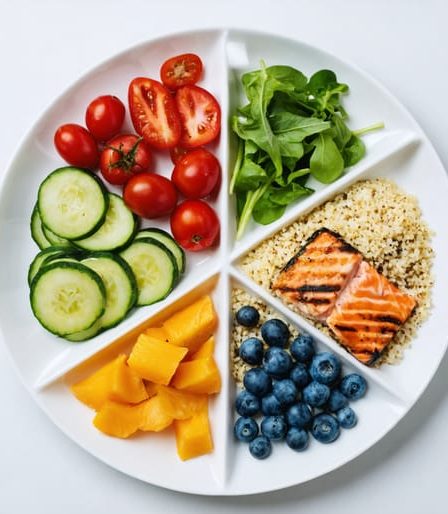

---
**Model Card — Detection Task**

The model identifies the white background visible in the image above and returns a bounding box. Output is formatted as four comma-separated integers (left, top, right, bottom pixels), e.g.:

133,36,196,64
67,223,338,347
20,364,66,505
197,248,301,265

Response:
1,0,447,512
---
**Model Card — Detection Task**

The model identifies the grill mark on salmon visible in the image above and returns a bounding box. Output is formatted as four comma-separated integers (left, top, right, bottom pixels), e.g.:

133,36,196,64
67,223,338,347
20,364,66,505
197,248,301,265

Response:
272,228,363,321
327,261,416,365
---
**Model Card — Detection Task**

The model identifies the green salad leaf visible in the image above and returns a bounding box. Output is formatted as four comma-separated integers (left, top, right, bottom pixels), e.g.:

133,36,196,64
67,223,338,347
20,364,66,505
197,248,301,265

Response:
231,61,384,239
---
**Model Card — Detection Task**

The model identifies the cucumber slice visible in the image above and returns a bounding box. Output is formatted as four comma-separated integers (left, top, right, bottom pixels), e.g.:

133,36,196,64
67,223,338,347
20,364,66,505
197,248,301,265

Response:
42,225,72,247
30,262,106,336
65,321,103,342
30,205,51,249
73,193,137,251
120,238,178,306
28,246,80,286
135,228,185,274
38,167,108,240
82,253,137,329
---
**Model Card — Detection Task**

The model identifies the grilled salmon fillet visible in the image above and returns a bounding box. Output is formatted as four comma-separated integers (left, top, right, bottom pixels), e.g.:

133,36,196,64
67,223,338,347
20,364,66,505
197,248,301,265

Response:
272,228,363,321
327,261,417,365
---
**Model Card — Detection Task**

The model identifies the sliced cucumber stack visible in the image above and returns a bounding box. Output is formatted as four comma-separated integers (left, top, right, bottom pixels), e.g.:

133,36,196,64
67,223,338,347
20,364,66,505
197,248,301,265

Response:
120,238,178,306
73,194,137,251
42,225,72,247
38,167,109,240
29,166,187,342
65,253,137,341
135,228,185,275
30,262,106,336
28,246,82,285
30,205,51,249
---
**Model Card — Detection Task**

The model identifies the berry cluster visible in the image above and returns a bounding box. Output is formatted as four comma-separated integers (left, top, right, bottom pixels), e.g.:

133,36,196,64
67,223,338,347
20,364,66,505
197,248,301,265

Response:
233,305,367,459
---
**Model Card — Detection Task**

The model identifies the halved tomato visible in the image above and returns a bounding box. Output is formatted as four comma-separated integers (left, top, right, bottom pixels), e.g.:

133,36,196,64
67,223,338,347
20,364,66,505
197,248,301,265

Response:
128,77,181,150
160,53,203,89
175,85,221,148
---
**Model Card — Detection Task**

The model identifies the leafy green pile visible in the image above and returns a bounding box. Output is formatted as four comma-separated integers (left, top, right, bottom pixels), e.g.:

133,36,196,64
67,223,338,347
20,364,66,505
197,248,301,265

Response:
230,62,383,239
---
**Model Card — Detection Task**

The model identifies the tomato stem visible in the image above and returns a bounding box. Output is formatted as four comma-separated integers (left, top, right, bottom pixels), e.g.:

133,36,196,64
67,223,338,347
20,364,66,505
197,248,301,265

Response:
106,137,143,172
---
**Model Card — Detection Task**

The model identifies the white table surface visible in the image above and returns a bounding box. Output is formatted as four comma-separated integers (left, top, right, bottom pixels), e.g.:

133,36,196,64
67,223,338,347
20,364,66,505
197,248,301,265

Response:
1,0,447,512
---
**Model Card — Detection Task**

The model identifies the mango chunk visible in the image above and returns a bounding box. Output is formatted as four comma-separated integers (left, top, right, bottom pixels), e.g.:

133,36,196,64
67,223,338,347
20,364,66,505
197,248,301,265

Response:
144,381,159,398
157,385,207,420
188,336,215,360
139,395,173,432
144,326,170,342
128,334,188,385
174,402,213,461
71,355,148,410
171,356,221,394
93,400,144,438
162,295,217,351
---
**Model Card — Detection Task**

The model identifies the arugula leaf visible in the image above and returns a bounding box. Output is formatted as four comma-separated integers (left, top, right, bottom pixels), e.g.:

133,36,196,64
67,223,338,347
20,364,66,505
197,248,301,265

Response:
342,135,366,167
234,159,268,192
310,133,345,183
252,182,313,224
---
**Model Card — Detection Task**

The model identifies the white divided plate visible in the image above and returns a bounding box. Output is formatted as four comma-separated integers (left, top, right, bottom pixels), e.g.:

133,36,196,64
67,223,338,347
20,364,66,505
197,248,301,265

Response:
0,29,447,496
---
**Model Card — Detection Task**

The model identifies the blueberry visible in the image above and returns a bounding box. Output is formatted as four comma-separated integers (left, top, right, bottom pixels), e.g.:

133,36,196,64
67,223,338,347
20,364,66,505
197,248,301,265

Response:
286,402,313,429
235,390,260,417
236,305,260,327
239,337,264,365
290,362,310,388
243,368,272,397
337,407,357,429
263,347,292,378
340,373,367,400
290,333,315,362
234,416,258,442
249,435,272,459
273,379,298,407
261,394,284,416
302,381,330,407
261,415,288,441
261,319,290,348
326,390,348,412
309,352,341,385
286,427,309,452
311,413,340,444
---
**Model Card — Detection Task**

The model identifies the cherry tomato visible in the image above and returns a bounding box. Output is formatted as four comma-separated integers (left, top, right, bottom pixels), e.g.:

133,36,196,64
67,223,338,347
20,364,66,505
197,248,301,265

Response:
169,145,192,164
170,200,220,251
160,53,203,89
172,148,221,199
175,85,221,148
100,134,152,186
85,95,125,141
123,173,177,218
54,123,99,168
128,77,181,150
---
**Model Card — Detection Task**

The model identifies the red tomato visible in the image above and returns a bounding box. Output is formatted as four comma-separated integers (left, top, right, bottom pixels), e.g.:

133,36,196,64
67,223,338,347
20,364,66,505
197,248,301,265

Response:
175,85,221,148
172,148,221,199
85,95,125,141
123,173,177,218
169,145,191,164
128,77,181,150
160,53,203,89
100,134,152,186
170,200,220,251
54,123,99,168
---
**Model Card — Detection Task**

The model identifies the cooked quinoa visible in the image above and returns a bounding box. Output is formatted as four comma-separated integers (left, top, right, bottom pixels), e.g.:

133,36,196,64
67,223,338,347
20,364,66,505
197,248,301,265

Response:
238,178,434,368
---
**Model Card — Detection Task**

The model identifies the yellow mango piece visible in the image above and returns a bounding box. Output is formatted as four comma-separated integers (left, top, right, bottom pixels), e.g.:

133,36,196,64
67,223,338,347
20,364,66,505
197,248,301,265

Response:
71,355,148,410
188,336,215,360
128,334,188,385
171,356,221,394
144,326,170,342
139,395,173,432
157,385,207,420
174,402,213,461
93,400,144,438
163,295,217,352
